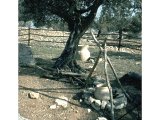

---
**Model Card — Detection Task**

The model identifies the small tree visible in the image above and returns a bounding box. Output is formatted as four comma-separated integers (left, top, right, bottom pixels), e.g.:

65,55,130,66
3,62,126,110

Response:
97,0,141,49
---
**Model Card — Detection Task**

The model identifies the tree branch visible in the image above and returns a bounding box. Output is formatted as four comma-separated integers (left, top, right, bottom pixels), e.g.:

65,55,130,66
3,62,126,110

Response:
88,30,115,120
104,40,115,120
86,30,103,84
106,56,132,102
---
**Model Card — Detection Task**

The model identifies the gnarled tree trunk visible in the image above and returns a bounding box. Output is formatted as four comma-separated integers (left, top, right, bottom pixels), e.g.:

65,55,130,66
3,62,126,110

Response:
20,0,104,73
53,0,103,73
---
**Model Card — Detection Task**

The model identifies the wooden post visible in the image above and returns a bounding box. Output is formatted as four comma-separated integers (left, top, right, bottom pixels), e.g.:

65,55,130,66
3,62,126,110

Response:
118,29,122,51
28,27,31,46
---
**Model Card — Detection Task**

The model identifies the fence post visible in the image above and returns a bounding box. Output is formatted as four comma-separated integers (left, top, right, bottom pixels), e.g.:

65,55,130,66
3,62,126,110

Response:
28,27,31,46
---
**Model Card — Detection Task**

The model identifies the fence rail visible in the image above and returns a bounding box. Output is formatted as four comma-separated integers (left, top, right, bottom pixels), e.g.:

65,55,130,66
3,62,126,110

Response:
18,27,141,50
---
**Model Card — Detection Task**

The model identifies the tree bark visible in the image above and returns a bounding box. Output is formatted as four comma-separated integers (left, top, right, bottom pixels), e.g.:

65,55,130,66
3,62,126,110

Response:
53,22,86,72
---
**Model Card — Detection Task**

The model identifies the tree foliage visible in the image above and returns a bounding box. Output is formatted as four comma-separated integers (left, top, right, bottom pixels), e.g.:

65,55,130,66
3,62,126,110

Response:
97,0,142,35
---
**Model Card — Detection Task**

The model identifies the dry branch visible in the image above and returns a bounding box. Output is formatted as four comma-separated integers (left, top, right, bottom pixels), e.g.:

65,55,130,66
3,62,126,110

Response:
106,58,132,102
86,30,103,84
89,30,132,101
104,41,115,120
88,30,115,120
57,71,87,77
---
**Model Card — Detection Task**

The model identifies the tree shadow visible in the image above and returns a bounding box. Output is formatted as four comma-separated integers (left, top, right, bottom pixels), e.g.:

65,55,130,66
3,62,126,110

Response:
19,57,87,87
19,57,55,76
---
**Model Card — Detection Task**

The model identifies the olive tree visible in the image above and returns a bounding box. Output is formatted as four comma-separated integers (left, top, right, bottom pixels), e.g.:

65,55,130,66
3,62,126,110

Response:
19,0,105,72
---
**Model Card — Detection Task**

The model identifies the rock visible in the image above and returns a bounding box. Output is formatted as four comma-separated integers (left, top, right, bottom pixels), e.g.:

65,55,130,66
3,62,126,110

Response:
75,110,79,113
79,99,83,102
114,94,127,110
88,58,95,63
88,96,96,104
19,43,35,67
96,83,104,88
94,85,110,100
94,99,101,107
96,117,108,120
91,100,101,111
98,58,103,63
101,100,108,109
28,92,39,99
50,104,57,110
87,109,91,113
55,96,68,108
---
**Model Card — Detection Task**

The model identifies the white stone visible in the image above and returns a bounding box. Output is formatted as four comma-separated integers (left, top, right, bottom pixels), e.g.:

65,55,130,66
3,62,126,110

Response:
96,117,108,120
79,99,83,102
91,99,101,111
98,58,103,62
50,104,57,110
96,83,104,88
87,109,91,113
94,99,101,107
55,96,68,108
101,100,108,109
88,96,95,104
28,92,39,99
89,59,95,63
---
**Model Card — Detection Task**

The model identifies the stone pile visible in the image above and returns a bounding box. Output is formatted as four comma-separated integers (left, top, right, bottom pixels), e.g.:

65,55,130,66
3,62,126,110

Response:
80,76,128,111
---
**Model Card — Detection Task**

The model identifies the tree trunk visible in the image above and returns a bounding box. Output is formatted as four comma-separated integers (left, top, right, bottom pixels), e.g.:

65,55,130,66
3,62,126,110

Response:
53,0,103,73
53,23,86,73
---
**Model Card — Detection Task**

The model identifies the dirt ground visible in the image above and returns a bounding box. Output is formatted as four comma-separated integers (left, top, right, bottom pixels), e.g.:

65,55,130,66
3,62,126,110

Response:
18,37,141,120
